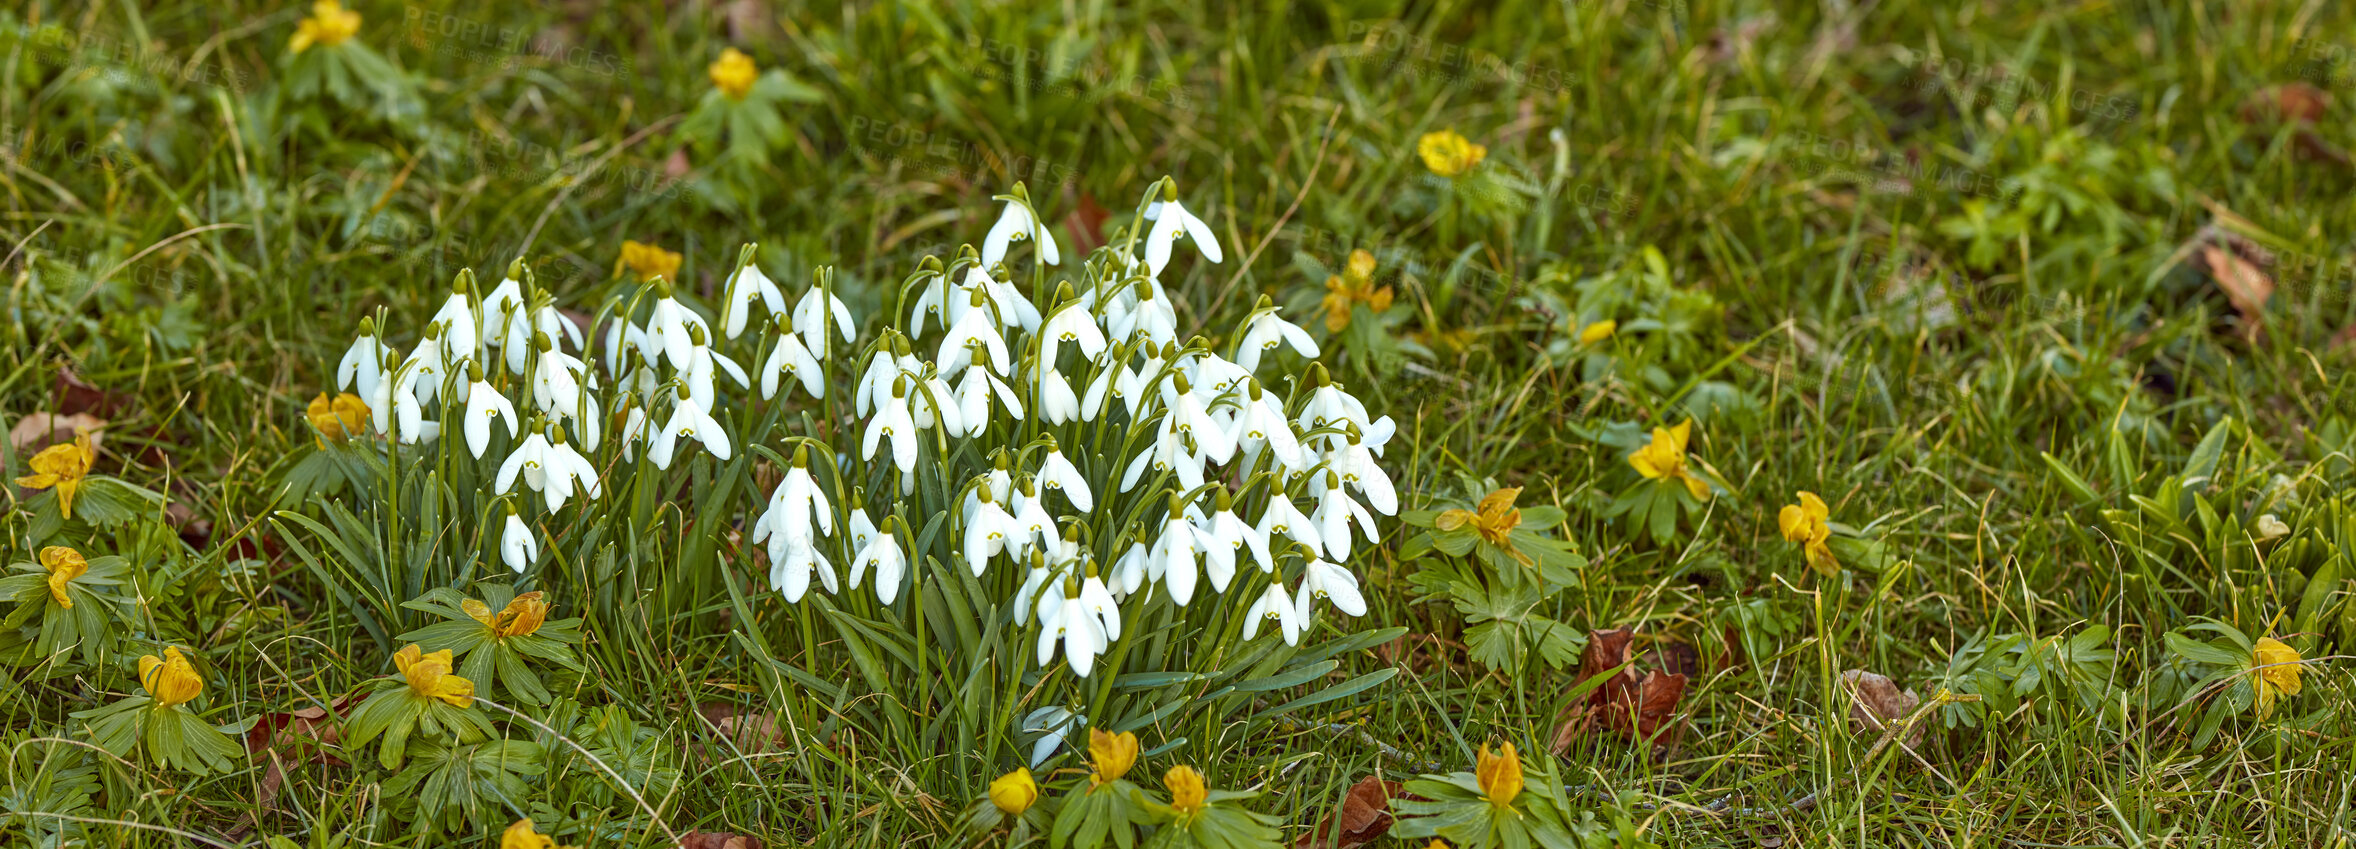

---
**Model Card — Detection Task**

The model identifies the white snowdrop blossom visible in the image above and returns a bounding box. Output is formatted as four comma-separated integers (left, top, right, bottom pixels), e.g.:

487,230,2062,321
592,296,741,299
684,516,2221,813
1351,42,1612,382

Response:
321,183,1381,693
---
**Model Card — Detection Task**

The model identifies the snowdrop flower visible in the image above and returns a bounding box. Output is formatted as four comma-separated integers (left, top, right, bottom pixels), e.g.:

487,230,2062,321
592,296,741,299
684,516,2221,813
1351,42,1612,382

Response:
1231,382,1304,470
862,378,920,475
1007,479,1056,561
1330,430,1399,515
1241,582,1302,645
401,324,452,406
461,364,519,460
604,316,654,380
759,321,826,401
849,518,906,604
845,492,878,554
1037,363,1082,425
1039,299,1106,366
497,426,601,513
646,283,698,369
939,290,1012,377
755,452,835,545
720,252,785,340
1296,556,1366,620
617,398,650,462
680,328,751,410
961,488,1020,576
1150,497,1203,605
1120,416,1207,492
1298,373,1373,436
1036,440,1093,511
430,278,479,364
982,185,1060,268
480,272,531,373
1256,491,1324,555
954,365,1025,436
1021,706,1083,768
772,540,837,604
1079,571,1120,641
1142,184,1223,278
382,365,441,445
649,389,731,469
1109,533,1150,596
532,301,584,352
337,318,395,401
792,283,856,358
529,334,590,415
1162,375,1236,464
1310,472,1379,561
1111,282,1178,349
1013,557,1052,626
1200,490,1272,577
500,508,537,574
1234,305,1320,372
1037,585,1104,678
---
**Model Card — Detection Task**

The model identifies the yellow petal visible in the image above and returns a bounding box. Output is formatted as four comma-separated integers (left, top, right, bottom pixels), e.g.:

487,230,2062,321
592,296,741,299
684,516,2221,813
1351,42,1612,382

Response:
1680,471,1711,501
1798,491,1829,523
1433,509,1474,531
1164,765,1207,813
1475,742,1523,807
1088,729,1138,786
988,768,1038,814
1666,419,1692,454
1778,504,1812,543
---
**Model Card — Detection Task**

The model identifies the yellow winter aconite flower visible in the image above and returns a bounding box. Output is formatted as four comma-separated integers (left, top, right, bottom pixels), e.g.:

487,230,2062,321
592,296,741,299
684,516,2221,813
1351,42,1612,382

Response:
1320,249,1393,332
1578,319,1617,344
1475,742,1524,808
618,240,684,283
1417,129,1487,177
1165,765,1208,814
40,546,87,609
465,592,550,638
289,0,362,53
709,47,759,99
1088,728,1139,786
306,392,371,444
1436,487,1523,547
1629,419,1710,500
1777,491,1839,576
988,767,1038,814
16,433,96,520
501,818,576,849
2253,637,2303,719
139,647,204,709
394,643,475,707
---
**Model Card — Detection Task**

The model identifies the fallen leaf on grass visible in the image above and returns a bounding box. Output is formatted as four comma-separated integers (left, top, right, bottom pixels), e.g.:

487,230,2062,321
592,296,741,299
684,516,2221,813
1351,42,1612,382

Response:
696,701,787,761
2236,83,2351,166
678,831,763,849
1550,627,1690,757
55,367,128,418
1294,775,1400,849
1063,191,1111,257
232,696,356,836
1839,669,1925,748
2199,244,2274,324
8,411,105,454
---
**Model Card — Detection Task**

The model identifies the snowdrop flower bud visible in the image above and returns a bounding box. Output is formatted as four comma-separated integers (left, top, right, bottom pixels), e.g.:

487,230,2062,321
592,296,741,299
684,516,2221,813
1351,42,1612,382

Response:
461,361,519,459
500,506,537,574
792,280,856,359
431,273,479,364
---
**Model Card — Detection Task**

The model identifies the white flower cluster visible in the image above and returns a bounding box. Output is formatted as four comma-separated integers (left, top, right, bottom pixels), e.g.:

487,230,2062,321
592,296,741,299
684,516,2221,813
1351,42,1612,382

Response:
328,180,1392,682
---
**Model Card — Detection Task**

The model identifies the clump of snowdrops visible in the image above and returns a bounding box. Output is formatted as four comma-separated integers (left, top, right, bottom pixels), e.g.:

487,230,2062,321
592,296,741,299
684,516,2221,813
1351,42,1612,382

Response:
295,178,1400,771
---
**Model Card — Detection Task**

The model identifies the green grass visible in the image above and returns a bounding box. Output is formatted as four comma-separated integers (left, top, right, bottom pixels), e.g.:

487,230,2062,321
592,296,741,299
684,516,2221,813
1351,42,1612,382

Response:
5,0,2356,846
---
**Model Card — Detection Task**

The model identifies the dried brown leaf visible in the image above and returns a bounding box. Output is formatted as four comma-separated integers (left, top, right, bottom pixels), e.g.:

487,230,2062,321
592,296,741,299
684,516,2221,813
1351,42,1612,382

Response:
1295,776,1400,849
8,411,105,454
1552,628,1689,757
678,831,763,849
1839,669,1924,747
